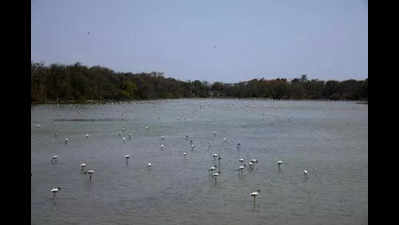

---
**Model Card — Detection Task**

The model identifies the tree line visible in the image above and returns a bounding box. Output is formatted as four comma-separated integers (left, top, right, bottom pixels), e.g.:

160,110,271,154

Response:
31,62,368,104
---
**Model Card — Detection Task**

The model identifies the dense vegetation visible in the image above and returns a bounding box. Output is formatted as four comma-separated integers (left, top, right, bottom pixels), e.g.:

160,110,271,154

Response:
31,62,368,103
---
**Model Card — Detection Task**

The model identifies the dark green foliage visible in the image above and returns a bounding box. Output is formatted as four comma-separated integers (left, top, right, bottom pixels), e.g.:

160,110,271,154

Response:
31,62,368,103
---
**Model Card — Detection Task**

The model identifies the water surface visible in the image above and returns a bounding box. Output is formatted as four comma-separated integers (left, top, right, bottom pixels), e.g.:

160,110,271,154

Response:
31,99,368,225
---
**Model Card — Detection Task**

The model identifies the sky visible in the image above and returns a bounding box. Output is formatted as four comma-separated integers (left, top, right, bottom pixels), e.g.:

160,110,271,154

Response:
31,0,368,83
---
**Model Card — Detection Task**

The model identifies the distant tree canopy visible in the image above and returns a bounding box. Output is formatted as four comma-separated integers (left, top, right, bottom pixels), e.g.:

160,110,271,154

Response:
31,62,368,103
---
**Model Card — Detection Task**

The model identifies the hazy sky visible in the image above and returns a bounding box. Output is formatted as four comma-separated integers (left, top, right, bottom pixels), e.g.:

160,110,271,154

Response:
31,0,368,83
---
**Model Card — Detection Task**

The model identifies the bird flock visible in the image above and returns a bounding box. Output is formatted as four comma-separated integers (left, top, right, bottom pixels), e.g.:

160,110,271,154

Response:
33,101,312,208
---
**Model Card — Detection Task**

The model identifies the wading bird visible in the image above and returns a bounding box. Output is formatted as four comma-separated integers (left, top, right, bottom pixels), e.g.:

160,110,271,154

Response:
87,169,95,182
50,187,61,199
124,154,130,164
212,172,219,183
80,163,87,171
51,155,58,163
212,153,218,160
250,189,261,206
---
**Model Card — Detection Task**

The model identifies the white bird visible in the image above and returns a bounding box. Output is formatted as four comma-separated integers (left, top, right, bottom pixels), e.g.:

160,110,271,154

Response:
250,189,261,205
145,126,149,129
239,158,244,163
223,137,227,142
304,169,309,175
212,172,219,184
124,154,130,159
51,155,58,164
183,152,187,156
239,165,245,172
209,166,216,172
248,161,254,169
250,159,258,164
160,144,165,150
80,163,87,171
277,160,284,169
191,144,195,150
50,187,61,198
64,138,69,144
147,162,152,168
212,153,218,159
122,137,126,143
87,169,95,182
250,189,260,197
85,134,89,138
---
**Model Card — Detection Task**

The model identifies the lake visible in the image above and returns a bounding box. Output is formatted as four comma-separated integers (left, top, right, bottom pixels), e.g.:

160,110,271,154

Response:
31,99,368,225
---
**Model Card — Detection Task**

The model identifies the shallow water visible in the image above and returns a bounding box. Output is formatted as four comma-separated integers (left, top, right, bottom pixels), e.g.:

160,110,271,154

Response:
31,99,368,225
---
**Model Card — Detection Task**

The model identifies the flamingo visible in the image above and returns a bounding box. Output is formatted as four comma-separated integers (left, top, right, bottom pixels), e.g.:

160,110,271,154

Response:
209,166,216,172
124,154,130,164
248,161,254,170
51,155,58,164
250,159,258,164
212,172,219,183
212,153,218,160
50,187,61,199
80,163,87,171
87,169,95,182
239,165,246,174
250,189,261,205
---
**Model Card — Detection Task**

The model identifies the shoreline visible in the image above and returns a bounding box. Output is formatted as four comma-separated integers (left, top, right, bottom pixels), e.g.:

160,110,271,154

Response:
31,98,368,105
